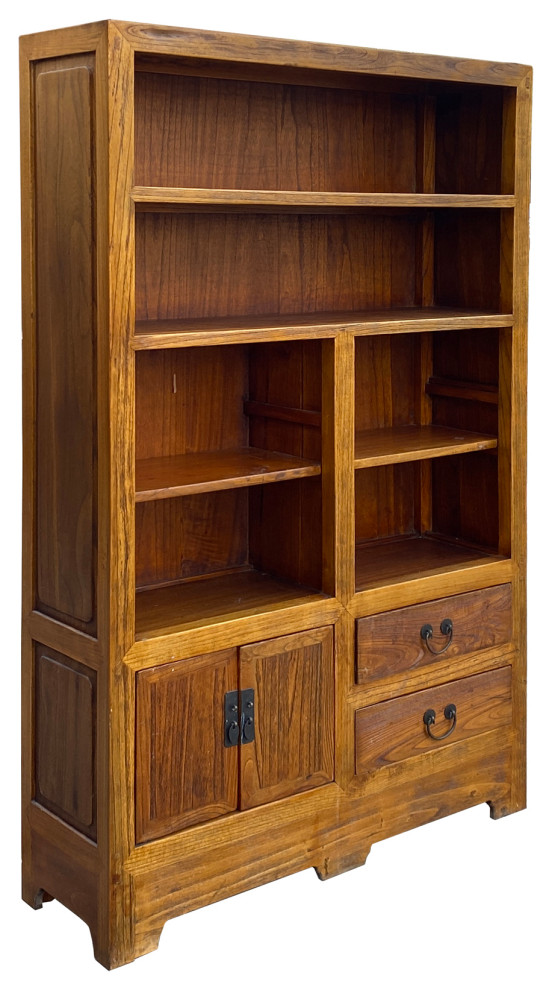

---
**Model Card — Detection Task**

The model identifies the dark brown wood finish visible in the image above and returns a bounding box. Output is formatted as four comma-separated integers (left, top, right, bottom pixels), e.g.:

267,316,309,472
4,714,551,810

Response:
435,87,505,194
135,72,418,192
135,448,320,500
35,647,96,839
34,55,97,631
133,307,513,349
135,212,419,320
432,450,499,551
20,21,530,969
135,490,248,589
356,584,512,683
355,535,502,591
434,209,504,310
239,628,334,809
355,666,512,773
136,649,239,841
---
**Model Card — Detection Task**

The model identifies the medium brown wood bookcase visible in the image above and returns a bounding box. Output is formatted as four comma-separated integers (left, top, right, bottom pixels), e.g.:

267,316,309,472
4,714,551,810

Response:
20,20,531,969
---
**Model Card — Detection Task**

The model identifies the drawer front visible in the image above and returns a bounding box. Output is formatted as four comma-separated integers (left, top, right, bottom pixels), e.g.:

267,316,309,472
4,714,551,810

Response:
356,584,512,685
355,666,512,774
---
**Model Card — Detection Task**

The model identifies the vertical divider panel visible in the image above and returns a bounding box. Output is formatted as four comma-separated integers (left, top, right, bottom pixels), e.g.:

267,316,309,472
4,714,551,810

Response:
332,334,355,603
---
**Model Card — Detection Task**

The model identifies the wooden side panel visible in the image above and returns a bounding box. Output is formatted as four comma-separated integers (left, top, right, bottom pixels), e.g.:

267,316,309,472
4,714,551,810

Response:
135,213,418,320
432,451,499,550
34,56,97,632
249,477,323,590
355,665,512,773
356,584,512,684
35,646,96,839
248,340,322,459
136,649,239,842
431,327,499,436
239,627,334,809
134,72,418,192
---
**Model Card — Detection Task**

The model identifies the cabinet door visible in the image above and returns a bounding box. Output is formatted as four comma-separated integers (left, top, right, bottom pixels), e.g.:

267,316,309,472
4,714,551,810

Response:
239,627,334,810
136,648,238,842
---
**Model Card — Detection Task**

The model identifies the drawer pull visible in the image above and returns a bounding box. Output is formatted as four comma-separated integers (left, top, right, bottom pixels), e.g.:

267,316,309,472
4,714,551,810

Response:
420,618,453,655
423,703,457,740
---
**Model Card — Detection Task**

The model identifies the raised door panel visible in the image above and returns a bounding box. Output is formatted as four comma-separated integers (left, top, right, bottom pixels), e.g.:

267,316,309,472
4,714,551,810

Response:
239,627,334,810
136,648,238,842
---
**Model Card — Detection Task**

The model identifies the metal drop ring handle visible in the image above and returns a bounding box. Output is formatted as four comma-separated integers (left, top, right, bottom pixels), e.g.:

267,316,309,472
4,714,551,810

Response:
423,703,457,740
420,618,453,656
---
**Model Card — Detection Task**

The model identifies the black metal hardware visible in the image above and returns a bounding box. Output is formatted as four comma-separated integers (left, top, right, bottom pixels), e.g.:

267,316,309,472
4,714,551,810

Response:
420,618,454,656
224,691,240,748
240,688,255,744
224,689,255,747
423,702,457,740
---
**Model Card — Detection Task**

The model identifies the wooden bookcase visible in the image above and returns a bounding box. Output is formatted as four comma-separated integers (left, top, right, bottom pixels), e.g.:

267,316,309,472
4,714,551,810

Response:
20,21,531,969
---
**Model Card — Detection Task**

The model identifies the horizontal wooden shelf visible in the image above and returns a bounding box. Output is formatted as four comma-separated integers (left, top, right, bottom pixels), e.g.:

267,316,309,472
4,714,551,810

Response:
135,569,327,640
135,447,320,500
132,186,516,211
354,425,497,469
133,307,514,349
355,534,505,592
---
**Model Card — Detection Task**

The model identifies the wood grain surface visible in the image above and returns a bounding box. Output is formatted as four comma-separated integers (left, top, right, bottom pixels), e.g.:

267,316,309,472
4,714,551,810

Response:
136,649,238,840
35,647,96,838
240,628,334,808
135,447,320,500
356,583,512,683
355,665,512,773
355,424,497,467
34,57,97,630
20,20,530,969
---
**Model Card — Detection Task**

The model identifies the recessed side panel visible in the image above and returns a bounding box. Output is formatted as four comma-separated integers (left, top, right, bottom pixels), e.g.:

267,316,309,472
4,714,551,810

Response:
34,55,97,632
34,646,96,840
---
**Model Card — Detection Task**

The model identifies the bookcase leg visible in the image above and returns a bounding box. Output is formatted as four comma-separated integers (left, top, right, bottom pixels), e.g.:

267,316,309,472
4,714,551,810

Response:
22,880,54,910
488,797,526,820
92,922,165,970
314,845,371,880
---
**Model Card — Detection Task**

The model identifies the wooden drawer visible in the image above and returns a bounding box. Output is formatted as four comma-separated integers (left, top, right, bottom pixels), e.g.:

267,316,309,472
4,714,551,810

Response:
355,666,512,775
356,584,512,685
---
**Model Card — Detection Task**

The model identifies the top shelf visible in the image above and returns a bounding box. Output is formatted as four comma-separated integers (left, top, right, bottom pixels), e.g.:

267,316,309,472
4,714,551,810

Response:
132,187,516,212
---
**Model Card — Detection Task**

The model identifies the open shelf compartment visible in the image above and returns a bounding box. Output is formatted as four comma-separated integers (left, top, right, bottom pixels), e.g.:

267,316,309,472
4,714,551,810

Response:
134,338,329,635
134,208,510,343
354,326,508,590
134,59,511,195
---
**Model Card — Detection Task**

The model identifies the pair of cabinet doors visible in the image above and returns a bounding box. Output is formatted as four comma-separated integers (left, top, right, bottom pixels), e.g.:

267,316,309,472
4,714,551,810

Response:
136,626,334,842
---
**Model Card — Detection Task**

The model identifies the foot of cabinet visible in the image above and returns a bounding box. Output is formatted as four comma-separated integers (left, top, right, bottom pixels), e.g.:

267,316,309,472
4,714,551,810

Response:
488,797,526,820
22,882,54,911
314,845,371,880
92,926,165,971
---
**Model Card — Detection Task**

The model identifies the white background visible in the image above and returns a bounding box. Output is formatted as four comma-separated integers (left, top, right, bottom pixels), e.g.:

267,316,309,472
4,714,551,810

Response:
1,2,550,986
